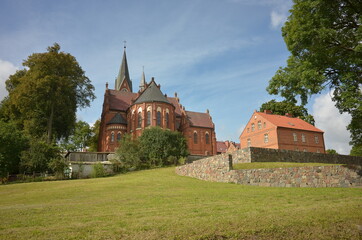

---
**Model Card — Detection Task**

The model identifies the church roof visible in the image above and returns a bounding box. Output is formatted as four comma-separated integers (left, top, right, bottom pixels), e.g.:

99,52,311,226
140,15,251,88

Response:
134,80,170,104
256,111,323,133
107,113,127,125
167,97,182,117
115,49,133,91
186,111,214,128
107,90,137,111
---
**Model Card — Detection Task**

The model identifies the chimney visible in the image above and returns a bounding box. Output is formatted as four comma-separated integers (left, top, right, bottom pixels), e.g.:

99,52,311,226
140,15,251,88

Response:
285,113,293,117
264,110,272,114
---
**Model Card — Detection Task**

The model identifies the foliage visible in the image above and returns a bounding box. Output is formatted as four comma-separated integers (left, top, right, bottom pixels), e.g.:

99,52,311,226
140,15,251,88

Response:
139,127,189,166
114,128,189,171
350,144,362,156
114,134,141,171
59,120,92,152
4,43,95,143
260,99,315,125
87,119,100,152
0,120,29,177
48,157,68,179
326,149,338,155
267,0,362,145
91,163,107,178
20,139,62,174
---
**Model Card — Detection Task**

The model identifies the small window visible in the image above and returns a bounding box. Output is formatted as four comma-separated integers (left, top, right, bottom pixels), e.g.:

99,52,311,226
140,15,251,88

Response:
247,138,251,147
147,111,151,126
263,122,266,128
193,132,198,144
295,148,299,151
111,132,115,142
137,112,142,128
315,136,319,144
117,132,121,141
251,123,255,132
264,134,269,143
258,121,262,130
317,149,320,153
205,133,210,144
157,111,162,126
302,134,306,143
293,133,297,142
303,148,307,152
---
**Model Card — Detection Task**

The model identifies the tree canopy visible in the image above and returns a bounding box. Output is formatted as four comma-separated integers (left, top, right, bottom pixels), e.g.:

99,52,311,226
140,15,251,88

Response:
267,0,361,145
4,43,95,143
259,100,315,125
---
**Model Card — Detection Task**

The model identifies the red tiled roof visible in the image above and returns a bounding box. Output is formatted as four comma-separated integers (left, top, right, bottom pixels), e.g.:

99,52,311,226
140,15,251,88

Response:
186,111,214,128
257,112,323,133
217,141,227,153
167,97,182,117
108,90,138,111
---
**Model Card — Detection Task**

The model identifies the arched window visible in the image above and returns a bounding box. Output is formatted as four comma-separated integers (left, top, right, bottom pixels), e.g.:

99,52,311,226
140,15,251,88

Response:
247,138,251,147
137,112,142,128
147,111,151,126
264,134,269,143
251,123,255,132
111,132,115,142
205,132,210,144
165,112,169,128
193,132,198,144
156,111,162,126
117,132,121,141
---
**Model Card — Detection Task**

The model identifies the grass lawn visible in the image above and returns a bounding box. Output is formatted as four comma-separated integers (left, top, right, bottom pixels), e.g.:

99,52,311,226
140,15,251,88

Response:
233,162,342,170
0,167,361,240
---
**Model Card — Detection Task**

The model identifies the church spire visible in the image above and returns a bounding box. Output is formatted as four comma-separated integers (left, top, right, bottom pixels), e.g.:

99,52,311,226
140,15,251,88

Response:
115,43,133,92
139,66,147,92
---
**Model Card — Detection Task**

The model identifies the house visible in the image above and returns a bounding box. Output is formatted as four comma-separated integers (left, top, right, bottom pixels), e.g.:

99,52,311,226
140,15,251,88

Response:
216,141,240,154
239,110,326,153
97,47,217,156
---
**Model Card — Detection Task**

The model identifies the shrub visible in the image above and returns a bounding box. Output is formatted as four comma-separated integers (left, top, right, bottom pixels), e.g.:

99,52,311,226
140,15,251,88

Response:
92,163,106,178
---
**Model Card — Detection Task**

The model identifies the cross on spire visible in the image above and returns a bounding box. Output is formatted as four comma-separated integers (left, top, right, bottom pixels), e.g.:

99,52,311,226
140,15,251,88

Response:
123,40,127,49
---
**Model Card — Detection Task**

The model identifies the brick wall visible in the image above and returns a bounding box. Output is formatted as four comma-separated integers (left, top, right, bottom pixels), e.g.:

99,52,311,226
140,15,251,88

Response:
176,148,362,188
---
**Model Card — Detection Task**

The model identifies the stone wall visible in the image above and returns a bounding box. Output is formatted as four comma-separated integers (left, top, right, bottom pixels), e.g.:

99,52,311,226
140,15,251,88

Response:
175,150,362,188
248,147,362,165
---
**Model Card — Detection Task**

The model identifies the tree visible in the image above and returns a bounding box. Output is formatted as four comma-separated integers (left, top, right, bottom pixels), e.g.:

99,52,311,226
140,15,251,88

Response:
60,120,92,152
20,139,62,174
139,127,188,166
88,119,100,152
259,100,315,125
4,43,95,143
267,0,362,146
0,120,28,177
350,144,362,156
326,149,338,155
114,134,141,170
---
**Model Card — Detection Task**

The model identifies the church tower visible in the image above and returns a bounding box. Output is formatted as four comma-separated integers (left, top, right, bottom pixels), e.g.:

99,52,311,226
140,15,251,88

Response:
115,46,133,92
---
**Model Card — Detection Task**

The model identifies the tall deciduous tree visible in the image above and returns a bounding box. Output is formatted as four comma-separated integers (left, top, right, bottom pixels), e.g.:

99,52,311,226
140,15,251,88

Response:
5,43,95,143
267,0,362,145
260,100,315,125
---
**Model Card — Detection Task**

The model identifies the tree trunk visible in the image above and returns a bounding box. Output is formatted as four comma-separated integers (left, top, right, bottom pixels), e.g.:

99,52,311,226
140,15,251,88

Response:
47,103,54,144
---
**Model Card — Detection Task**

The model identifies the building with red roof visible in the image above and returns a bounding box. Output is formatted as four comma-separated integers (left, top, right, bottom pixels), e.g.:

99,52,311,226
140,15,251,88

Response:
239,110,326,153
98,48,217,156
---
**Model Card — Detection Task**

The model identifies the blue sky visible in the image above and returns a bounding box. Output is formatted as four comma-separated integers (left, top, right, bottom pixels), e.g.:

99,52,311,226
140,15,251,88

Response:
0,0,352,154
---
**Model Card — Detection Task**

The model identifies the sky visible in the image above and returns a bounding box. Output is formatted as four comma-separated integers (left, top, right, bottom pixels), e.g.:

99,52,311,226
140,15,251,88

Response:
0,0,352,154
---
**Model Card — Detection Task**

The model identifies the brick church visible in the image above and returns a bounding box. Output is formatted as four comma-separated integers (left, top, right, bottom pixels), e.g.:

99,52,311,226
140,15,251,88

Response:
98,47,217,156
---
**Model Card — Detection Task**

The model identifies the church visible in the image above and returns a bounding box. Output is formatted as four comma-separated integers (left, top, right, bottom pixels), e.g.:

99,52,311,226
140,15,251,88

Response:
97,47,217,156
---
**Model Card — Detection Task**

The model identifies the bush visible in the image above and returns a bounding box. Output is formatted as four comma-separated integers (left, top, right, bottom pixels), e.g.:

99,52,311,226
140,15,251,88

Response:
92,163,106,178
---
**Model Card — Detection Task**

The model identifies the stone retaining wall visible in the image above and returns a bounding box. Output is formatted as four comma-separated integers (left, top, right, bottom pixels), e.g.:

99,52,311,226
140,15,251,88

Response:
175,152,362,188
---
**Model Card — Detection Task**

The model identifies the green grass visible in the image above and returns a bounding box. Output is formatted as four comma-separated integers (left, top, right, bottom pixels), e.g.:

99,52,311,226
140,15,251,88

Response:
0,167,361,240
233,162,342,170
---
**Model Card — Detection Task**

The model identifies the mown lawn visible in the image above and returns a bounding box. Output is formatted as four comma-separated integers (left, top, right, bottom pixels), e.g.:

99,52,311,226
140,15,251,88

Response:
233,162,341,170
0,167,361,240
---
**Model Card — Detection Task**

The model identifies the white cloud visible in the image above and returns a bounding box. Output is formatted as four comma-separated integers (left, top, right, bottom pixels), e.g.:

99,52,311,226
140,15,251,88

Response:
0,59,18,100
312,91,352,155
270,10,287,29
